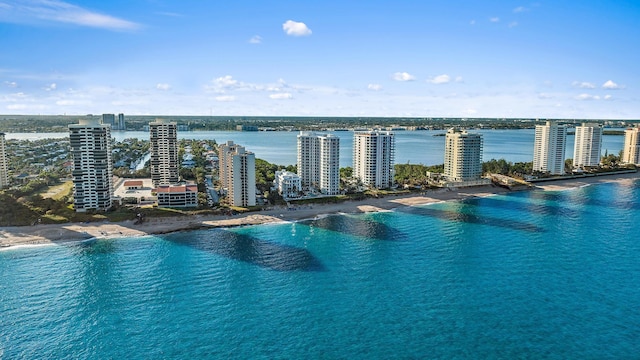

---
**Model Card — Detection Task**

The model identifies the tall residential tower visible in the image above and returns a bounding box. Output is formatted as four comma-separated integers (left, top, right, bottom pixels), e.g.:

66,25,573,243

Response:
297,132,340,195
573,123,603,168
0,132,8,188
622,126,640,165
444,128,483,182
533,121,567,175
218,141,256,207
69,119,113,212
149,119,179,187
353,131,395,188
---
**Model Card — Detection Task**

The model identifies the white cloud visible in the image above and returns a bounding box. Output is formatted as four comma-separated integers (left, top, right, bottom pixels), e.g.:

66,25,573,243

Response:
463,109,478,115
602,80,621,89
215,75,238,87
508,21,518,28
368,84,382,91
538,93,552,99
5,81,17,88
249,35,262,44
454,76,463,83
44,83,57,91
490,17,500,22
282,20,312,36
269,93,293,99
513,6,529,13
572,81,596,89
575,93,600,101
428,74,451,84
392,72,415,81
604,94,612,100
215,95,236,102
156,83,171,91
6,103,27,110
0,0,140,31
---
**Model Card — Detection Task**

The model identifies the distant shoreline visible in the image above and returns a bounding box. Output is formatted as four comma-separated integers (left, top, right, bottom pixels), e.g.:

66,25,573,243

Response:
1,171,638,251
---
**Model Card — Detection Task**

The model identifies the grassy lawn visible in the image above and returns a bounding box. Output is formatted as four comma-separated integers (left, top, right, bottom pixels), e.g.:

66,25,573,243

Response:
40,181,73,200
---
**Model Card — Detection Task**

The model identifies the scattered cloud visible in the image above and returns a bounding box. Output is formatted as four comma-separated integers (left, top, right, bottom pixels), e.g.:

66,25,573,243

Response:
427,74,451,84
392,72,415,81
156,83,171,91
282,20,312,36
513,6,529,13
469,20,476,25
602,80,621,89
270,93,293,99
508,21,518,28
249,35,262,44
215,95,236,102
575,93,600,101
7,104,27,110
538,93,552,99
604,94,612,100
572,81,596,89
463,109,478,115
490,17,500,22
44,83,57,91
368,84,382,91
0,0,140,31
212,75,238,89
454,76,463,83
4,81,17,88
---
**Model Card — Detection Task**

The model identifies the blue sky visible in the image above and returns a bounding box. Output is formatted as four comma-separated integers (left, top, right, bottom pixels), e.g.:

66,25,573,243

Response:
0,0,638,118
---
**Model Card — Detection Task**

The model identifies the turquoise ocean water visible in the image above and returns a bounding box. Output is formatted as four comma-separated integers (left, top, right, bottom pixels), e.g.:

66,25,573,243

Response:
2,180,639,358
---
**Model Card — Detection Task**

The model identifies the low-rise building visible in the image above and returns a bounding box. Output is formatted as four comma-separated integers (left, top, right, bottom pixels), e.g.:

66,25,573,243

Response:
155,184,198,208
274,170,302,199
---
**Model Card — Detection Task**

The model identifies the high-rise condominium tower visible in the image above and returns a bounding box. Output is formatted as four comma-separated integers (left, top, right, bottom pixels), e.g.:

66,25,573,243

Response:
149,119,178,187
533,121,567,175
622,126,640,165
0,132,8,188
102,113,115,127
297,132,340,195
353,131,395,188
444,128,483,182
69,119,113,212
218,141,256,207
573,123,603,168
117,113,125,131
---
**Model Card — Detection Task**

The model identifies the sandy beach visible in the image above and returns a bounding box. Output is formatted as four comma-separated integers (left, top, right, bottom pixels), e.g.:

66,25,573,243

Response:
1,171,638,249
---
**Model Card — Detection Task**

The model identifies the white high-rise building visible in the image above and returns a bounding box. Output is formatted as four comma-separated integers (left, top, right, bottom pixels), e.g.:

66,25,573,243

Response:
69,119,113,212
219,142,256,207
622,126,640,165
0,132,8,189
444,128,483,182
149,119,179,187
573,123,603,168
533,121,567,175
297,132,340,195
353,131,395,188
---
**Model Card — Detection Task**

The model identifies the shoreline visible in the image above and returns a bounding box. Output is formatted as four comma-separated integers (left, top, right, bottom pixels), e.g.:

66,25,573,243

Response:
1,171,638,250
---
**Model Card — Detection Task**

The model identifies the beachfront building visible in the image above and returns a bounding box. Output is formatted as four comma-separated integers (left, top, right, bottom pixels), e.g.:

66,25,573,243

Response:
155,184,198,208
573,123,603,168
622,126,640,165
353,131,395,188
297,132,340,195
149,119,179,187
444,128,484,183
274,170,302,199
0,132,8,188
69,119,113,212
533,121,567,175
219,141,256,207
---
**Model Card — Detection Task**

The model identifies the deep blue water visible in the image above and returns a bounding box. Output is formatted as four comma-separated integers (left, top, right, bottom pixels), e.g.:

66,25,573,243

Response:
7,129,625,167
2,180,639,359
